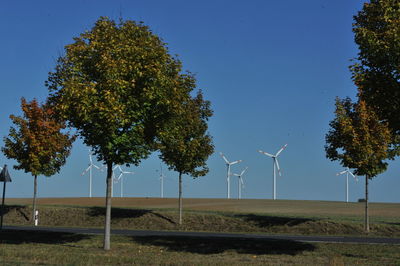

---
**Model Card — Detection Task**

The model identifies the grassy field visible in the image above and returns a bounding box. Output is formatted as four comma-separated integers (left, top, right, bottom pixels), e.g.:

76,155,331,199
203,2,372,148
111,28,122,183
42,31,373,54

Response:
2,197,400,265
6,197,400,218
3,197,400,237
1,229,400,265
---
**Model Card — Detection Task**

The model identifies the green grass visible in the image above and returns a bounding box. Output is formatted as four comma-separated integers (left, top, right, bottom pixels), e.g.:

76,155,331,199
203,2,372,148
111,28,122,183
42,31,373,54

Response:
2,204,400,238
1,229,399,265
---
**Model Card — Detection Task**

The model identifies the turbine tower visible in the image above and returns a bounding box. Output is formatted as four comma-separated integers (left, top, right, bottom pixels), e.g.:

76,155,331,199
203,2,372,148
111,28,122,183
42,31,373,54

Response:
258,144,288,200
219,152,242,199
156,164,166,198
233,167,248,199
336,167,358,202
113,165,134,198
81,150,101,197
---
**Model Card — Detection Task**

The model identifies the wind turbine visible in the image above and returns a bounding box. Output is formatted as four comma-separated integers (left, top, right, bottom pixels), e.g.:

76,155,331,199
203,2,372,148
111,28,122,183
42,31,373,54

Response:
336,167,358,203
156,164,166,198
258,144,288,200
81,150,101,197
219,152,242,199
113,165,134,198
233,167,248,199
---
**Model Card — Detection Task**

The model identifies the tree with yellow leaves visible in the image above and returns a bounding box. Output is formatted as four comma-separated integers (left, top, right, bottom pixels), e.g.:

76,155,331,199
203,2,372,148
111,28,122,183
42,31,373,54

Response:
46,17,206,250
325,97,393,232
2,98,75,223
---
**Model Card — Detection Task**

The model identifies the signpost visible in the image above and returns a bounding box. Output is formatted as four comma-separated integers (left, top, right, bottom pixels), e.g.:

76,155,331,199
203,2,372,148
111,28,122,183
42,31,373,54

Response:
0,164,12,229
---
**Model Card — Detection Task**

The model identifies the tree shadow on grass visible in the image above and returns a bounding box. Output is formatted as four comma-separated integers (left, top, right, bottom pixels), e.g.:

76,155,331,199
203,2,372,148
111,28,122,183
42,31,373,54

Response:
132,235,315,255
384,222,400,226
88,206,150,219
235,214,314,227
87,207,176,224
0,229,90,245
1,205,30,221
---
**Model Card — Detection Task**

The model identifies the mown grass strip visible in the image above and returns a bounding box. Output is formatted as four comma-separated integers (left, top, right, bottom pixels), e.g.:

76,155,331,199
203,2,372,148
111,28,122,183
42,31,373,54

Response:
1,229,400,265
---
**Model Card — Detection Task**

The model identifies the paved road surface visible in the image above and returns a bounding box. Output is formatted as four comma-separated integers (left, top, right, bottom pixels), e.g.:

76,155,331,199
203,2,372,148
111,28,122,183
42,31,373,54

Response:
3,225,400,245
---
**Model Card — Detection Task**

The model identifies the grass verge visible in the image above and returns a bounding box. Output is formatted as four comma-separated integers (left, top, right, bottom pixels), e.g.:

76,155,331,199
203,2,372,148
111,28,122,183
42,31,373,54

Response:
1,229,399,265
2,204,400,238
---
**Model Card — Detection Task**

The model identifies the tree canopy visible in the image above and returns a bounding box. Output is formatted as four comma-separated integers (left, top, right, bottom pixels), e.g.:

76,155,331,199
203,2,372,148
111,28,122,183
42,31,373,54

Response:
325,97,392,178
46,17,187,167
351,0,400,135
2,98,74,176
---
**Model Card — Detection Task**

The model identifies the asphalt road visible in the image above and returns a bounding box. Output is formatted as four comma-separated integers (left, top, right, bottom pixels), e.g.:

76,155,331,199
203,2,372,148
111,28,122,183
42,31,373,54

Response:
3,225,400,245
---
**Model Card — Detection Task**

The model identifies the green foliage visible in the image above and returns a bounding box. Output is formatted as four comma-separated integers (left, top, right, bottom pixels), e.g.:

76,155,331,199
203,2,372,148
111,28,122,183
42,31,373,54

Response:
2,98,75,176
325,98,392,178
158,88,214,178
46,17,186,166
351,0,400,135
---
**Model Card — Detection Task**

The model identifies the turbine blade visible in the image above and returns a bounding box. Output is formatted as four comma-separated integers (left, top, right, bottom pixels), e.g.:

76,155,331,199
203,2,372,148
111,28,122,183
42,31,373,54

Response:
275,159,282,176
258,150,274,157
92,164,100,170
117,173,123,181
122,171,134,174
240,167,248,176
232,173,240,177
348,171,355,178
81,166,90,175
219,152,229,164
337,170,347,176
275,144,288,157
230,160,242,165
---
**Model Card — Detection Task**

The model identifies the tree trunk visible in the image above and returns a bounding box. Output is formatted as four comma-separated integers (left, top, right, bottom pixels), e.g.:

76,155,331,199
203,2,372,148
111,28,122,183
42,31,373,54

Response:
103,162,113,250
178,172,183,225
32,175,37,223
365,175,369,233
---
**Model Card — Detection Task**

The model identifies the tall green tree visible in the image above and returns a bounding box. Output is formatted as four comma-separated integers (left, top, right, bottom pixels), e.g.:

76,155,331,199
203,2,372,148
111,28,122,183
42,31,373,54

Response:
351,0,400,137
46,17,195,250
158,87,214,225
2,98,75,223
325,97,393,232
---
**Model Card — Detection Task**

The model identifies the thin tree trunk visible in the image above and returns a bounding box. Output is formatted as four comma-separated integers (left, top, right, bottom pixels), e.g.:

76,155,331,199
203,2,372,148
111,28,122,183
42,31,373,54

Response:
178,172,183,225
32,175,37,223
103,162,113,250
365,175,369,233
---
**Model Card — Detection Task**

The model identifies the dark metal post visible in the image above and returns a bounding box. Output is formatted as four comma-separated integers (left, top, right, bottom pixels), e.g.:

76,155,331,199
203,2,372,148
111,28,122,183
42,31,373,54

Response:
0,165,12,230
0,182,6,229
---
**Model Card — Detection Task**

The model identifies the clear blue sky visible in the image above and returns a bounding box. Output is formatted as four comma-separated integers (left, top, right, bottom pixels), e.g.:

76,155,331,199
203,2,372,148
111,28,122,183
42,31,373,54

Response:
1,0,398,203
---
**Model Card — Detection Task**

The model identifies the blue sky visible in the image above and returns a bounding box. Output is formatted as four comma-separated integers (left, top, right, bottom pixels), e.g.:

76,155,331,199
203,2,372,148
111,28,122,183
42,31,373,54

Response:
1,0,398,203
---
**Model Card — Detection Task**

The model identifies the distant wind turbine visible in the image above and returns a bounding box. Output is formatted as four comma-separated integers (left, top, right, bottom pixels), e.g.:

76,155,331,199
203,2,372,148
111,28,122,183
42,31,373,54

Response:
81,150,101,197
219,152,242,199
258,144,288,200
336,167,358,203
156,164,166,198
113,165,134,198
233,167,248,199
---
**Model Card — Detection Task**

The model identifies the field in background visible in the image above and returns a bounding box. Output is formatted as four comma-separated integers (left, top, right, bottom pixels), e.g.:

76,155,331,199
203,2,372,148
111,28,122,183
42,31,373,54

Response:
3,198,400,265
7,197,400,219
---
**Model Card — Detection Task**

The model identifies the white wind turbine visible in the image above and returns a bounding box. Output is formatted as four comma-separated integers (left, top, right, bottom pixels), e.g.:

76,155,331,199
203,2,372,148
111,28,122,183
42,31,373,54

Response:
113,165,134,198
81,150,101,197
336,167,358,203
156,164,166,198
220,152,242,199
233,167,248,199
258,144,288,200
